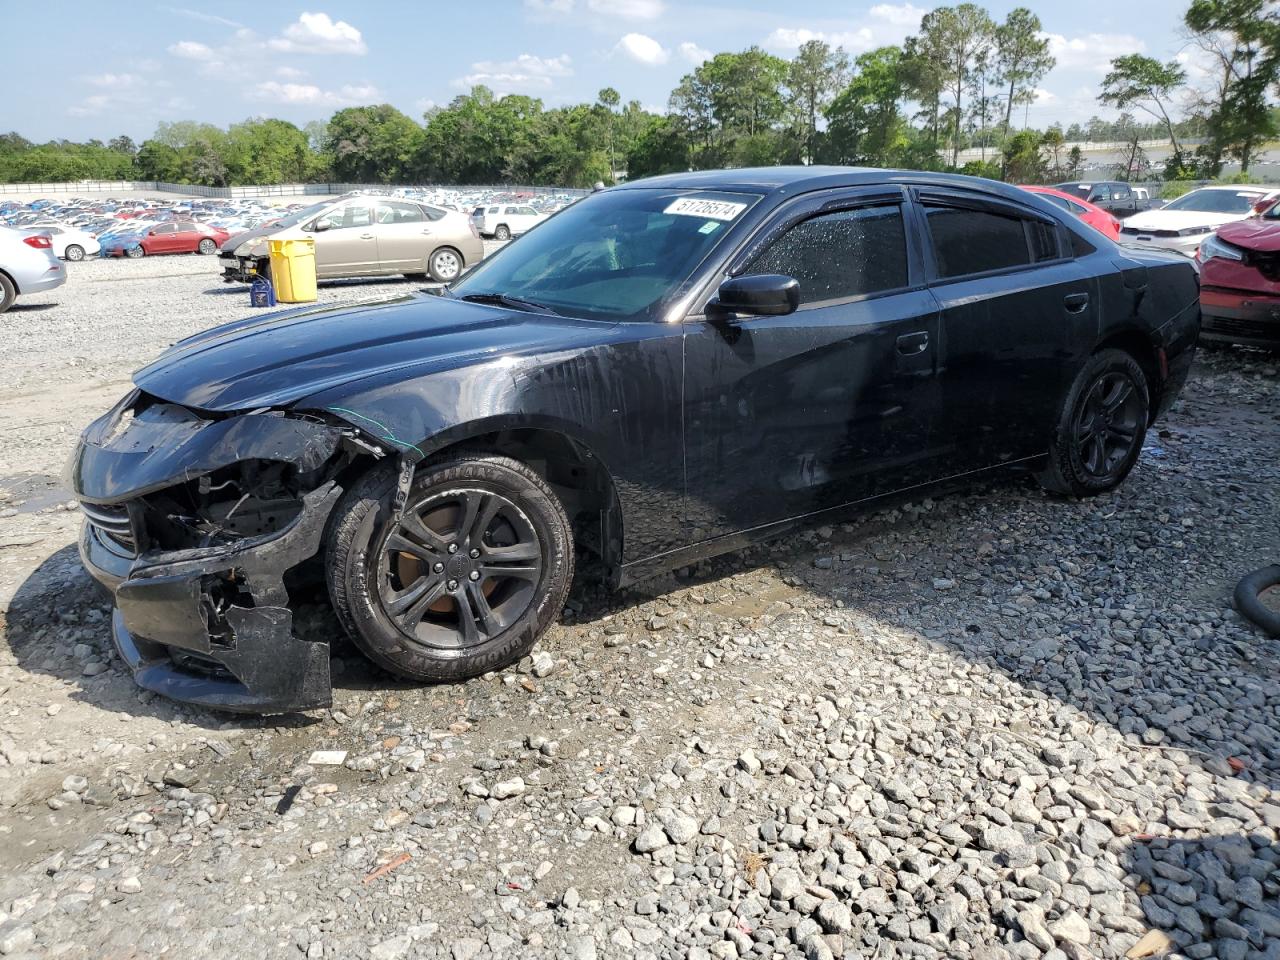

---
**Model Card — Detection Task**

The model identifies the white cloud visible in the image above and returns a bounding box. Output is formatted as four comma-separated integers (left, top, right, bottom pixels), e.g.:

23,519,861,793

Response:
162,6,245,29
276,65,308,79
523,0,575,11
678,41,712,64
68,95,112,118
417,97,438,113
268,12,367,55
1032,88,1055,103
456,53,573,92
85,72,141,89
251,80,380,105
616,32,669,65
168,40,216,61
868,3,926,27
1040,32,1145,72
765,26,874,53
587,0,664,18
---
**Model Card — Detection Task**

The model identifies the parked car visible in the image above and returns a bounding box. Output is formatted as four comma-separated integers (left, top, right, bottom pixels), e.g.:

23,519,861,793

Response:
71,167,1200,713
0,226,66,313
1132,186,1154,212
471,203,547,240
1118,185,1280,259
102,220,229,259
25,224,101,261
1198,205,1280,348
1055,181,1142,218
1020,185,1121,240
220,195,483,284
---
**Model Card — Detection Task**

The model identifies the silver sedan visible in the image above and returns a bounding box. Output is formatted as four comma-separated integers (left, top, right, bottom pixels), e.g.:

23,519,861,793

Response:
0,226,66,313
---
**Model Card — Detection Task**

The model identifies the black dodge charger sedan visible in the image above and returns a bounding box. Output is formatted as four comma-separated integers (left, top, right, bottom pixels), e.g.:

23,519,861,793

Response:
71,168,1200,712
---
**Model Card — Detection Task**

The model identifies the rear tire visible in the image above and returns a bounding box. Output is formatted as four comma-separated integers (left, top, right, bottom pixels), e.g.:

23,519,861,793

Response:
428,247,463,283
125,245,144,259
1038,348,1149,497
494,225,511,241
326,455,574,683
0,274,15,314
198,238,216,255
65,244,85,262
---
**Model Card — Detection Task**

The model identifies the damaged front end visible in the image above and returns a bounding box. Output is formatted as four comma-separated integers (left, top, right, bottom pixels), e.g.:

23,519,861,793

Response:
70,390,372,713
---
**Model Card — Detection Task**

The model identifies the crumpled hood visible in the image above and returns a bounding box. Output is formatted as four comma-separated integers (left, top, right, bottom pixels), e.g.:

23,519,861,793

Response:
222,219,286,254
1124,209,1250,233
1216,217,1280,252
133,294,619,413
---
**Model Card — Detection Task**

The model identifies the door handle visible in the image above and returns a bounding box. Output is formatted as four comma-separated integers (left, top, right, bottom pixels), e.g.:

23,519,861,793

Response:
1064,292,1090,314
896,331,929,355
359,233,375,240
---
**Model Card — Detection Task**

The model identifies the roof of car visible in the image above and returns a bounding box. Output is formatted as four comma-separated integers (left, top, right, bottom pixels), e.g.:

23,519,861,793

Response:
617,165,1038,204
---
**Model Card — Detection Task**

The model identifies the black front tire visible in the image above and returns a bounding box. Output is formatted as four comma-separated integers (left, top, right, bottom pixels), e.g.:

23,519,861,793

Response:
494,225,511,241
1038,348,1150,497
125,245,144,259
326,455,574,683
0,273,15,313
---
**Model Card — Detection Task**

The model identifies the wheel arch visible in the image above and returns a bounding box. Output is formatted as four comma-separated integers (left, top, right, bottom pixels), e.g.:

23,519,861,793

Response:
0,267,19,295
1093,328,1163,423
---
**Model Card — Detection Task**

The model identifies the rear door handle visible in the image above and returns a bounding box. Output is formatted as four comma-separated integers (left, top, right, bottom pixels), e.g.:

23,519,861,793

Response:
360,233,375,240
1064,292,1090,313
896,331,929,355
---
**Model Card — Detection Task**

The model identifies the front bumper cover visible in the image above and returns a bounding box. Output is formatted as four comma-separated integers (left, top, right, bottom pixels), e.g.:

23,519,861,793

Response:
80,482,341,713
73,396,350,713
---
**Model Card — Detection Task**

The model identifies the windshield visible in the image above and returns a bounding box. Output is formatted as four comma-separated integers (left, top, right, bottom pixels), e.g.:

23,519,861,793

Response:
1162,190,1265,214
270,199,332,228
450,187,759,321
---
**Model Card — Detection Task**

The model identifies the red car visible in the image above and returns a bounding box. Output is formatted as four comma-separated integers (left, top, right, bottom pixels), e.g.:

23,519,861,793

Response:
109,221,230,258
1199,208,1280,348
1019,185,1122,240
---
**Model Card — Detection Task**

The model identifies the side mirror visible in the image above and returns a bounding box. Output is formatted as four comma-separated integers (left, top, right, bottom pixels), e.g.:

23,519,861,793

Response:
1252,197,1276,215
311,220,331,232
712,274,800,318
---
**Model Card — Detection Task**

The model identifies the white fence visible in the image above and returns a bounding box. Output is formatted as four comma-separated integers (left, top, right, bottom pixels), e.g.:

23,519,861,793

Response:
0,180,591,199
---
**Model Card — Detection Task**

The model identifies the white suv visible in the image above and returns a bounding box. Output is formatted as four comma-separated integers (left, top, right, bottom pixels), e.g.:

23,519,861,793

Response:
471,203,547,240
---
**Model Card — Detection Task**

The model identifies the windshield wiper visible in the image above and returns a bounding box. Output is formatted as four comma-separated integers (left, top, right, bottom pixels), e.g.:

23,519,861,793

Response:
456,292,559,316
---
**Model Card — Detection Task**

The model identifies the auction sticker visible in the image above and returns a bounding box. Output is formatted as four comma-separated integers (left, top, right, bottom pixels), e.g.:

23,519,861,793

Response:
665,197,748,220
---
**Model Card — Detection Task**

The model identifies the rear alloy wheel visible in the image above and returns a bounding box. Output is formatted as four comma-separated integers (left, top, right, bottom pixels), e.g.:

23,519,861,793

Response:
428,247,462,283
125,245,144,259
197,238,216,255
64,244,85,262
1038,348,1149,496
0,273,15,313
494,224,511,241
326,455,573,682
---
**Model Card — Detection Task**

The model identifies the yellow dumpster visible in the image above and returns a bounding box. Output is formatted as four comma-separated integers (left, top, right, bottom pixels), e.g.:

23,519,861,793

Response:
268,238,317,303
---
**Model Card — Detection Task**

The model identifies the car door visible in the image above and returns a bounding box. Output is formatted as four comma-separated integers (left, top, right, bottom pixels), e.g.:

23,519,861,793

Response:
1111,184,1137,218
146,223,178,253
915,188,1098,476
683,187,943,539
310,200,379,276
518,205,541,232
1088,184,1114,215
173,221,200,252
372,200,431,273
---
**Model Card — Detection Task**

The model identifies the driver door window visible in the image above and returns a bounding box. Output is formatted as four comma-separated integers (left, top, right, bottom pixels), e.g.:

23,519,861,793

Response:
315,203,374,231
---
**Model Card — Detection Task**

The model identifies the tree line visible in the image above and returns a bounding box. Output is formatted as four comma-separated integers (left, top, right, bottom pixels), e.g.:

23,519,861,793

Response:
3,0,1277,189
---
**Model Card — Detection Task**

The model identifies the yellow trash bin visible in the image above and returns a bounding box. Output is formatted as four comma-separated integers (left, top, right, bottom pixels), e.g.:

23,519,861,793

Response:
268,238,317,303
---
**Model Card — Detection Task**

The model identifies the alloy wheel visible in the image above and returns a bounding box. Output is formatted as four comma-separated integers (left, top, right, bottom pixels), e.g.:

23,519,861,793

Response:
1074,371,1144,480
376,486,542,650
431,250,461,280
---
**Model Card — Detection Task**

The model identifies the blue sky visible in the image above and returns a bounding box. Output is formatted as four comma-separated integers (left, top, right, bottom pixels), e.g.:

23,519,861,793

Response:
5,1,1203,142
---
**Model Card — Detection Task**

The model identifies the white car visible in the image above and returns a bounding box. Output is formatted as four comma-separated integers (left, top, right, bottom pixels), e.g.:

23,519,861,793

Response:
1118,185,1280,258
31,224,101,261
471,203,547,240
0,226,66,313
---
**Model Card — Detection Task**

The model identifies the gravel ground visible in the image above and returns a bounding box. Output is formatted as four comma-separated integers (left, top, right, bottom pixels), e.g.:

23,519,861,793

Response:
0,253,1277,960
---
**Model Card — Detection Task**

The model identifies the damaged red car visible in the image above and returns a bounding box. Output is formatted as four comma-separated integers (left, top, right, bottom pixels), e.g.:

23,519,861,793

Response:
70,168,1201,713
1199,207,1280,348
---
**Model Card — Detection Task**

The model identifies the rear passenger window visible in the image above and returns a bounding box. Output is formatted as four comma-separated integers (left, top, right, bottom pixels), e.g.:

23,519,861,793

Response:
1028,220,1059,262
744,205,908,305
925,207,1030,278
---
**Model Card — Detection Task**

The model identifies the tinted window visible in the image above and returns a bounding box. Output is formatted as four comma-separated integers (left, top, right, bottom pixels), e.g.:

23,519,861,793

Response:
316,203,373,230
422,205,446,222
1113,186,1131,200
1090,185,1112,201
377,201,425,224
1069,230,1096,258
926,206,1030,278
1162,189,1266,214
744,205,908,305
505,206,520,215
1028,220,1059,262
1040,194,1072,212
520,206,539,216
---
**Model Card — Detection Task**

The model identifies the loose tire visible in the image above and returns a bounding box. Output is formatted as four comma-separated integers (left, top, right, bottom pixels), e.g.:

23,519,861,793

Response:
65,244,85,262
0,273,15,314
1038,348,1149,497
428,247,463,283
125,245,144,259
494,224,511,241
326,454,574,683
198,238,216,255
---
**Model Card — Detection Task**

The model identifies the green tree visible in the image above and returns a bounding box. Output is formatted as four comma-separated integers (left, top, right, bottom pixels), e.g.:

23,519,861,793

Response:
1184,0,1280,175
1001,129,1046,181
107,135,137,155
597,87,621,181
786,39,850,163
1041,124,1066,179
823,46,909,166
993,8,1054,134
626,115,690,178
918,3,996,166
1099,54,1188,163
325,104,422,183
